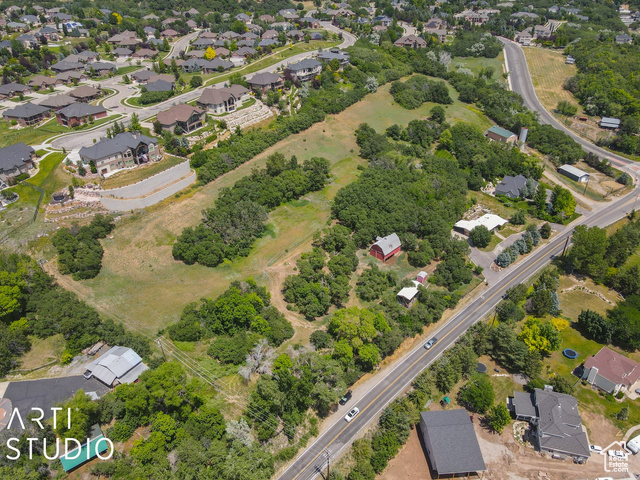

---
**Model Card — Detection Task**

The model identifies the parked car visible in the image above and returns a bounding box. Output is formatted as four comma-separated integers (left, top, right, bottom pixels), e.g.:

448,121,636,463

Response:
590,445,603,453
339,390,353,406
344,407,359,423
424,337,438,350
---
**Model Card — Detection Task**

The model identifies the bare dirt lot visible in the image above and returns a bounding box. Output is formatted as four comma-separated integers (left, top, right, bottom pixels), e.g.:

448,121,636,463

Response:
381,414,640,480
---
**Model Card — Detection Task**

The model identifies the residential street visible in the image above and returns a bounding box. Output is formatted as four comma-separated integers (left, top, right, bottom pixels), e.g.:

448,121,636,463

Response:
49,23,357,151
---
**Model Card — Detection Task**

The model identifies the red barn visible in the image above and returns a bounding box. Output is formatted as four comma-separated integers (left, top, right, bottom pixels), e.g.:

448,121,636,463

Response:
370,233,401,262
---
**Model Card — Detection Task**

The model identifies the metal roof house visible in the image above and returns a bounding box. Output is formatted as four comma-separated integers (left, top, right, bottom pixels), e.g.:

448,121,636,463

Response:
508,387,590,461
454,214,507,235
397,280,421,307
83,346,148,387
419,410,486,476
599,117,621,129
558,164,590,183
370,233,401,261
582,346,640,395
486,125,517,144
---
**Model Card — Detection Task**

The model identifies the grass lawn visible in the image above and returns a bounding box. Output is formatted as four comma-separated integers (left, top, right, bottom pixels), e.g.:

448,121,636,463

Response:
101,156,187,189
452,52,506,83
478,234,502,252
7,96,34,103
522,47,579,115
469,191,520,220
46,80,495,338
117,65,143,76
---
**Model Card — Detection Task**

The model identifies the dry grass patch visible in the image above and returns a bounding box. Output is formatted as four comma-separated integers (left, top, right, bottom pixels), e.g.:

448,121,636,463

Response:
523,47,579,114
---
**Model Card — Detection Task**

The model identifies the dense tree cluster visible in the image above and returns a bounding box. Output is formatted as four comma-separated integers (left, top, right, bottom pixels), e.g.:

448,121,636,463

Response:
52,214,115,280
173,153,330,267
448,31,504,58
283,225,358,318
389,75,452,109
166,279,293,362
356,265,397,302
0,251,149,377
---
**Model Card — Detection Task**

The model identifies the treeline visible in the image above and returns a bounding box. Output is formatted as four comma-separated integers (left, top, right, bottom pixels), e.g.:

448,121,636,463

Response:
52,214,115,280
0,251,149,377
564,220,640,350
448,30,504,58
165,279,294,363
447,67,587,166
390,75,452,110
172,153,330,267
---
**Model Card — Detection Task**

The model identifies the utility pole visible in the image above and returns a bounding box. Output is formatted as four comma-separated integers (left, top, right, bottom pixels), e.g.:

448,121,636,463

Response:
561,234,571,257
583,177,590,196
323,448,331,480
156,338,167,362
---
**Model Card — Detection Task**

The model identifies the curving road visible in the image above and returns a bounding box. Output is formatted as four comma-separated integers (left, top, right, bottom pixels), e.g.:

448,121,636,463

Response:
500,38,636,171
277,40,640,480
49,23,357,151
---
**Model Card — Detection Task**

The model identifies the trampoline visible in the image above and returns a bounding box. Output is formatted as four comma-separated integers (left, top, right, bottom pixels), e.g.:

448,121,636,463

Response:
563,348,578,359
476,362,487,373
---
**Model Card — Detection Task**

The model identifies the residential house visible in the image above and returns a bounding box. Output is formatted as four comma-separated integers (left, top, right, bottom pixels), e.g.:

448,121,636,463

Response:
582,347,640,395
373,15,393,26
258,39,278,48
196,85,250,114
299,17,320,28
6,22,27,32
37,26,59,41
69,86,102,102
509,387,590,462
286,30,304,41
83,346,149,387
511,11,538,20
516,30,533,45
233,47,257,58
112,47,133,58
0,143,35,183
37,94,76,111
186,8,199,17
419,410,486,477
616,34,633,45
55,71,87,84
161,17,179,26
78,132,160,174
181,58,233,73
278,9,299,21
132,48,155,59
192,38,214,49
533,25,552,39
17,34,39,49
51,60,85,73
2,102,50,126
248,72,284,93
186,50,205,58
425,28,447,43
161,29,179,39
486,125,517,143
394,34,428,48
56,103,107,127
219,31,240,40
199,31,218,39
259,15,276,23
370,233,401,261
0,83,32,99
317,50,350,66
20,15,40,26
286,58,322,81
262,29,278,39
454,214,508,235
87,62,117,76
495,175,538,198
145,79,174,92
558,164,590,182
236,13,251,24
397,281,421,307
156,104,205,133
186,20,198,30
28,75,62,89
143,26,157,38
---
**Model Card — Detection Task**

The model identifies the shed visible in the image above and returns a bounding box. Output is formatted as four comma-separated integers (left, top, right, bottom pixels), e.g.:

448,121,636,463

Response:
599,117,621,129
419,410,486,476
558,164,590,183
370,233,401,261
397,281,421,307
417,271,428,283
60,425,109,472
83,346,148,387
486,125,517,144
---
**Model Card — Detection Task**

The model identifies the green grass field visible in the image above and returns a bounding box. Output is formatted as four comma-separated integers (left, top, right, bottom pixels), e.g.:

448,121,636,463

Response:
101,156,187,189
47,79,495,338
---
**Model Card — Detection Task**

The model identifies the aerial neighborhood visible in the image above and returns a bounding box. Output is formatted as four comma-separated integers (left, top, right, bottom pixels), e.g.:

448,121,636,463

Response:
0,0,639,479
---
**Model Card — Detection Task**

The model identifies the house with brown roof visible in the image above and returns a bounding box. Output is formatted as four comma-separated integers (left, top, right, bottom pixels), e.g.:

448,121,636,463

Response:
69,86,102,102
156,104,205,133
248,72,284,93
161,29,179,38
582,347,640,395
394,34,427,48
55,71,88,84
196,86,250,114
132,48,155,59
28,75,62,89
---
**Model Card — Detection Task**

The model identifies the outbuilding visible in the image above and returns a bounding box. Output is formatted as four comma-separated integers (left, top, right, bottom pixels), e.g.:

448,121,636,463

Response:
397,281,421,307
558,164,590,183
369,233,401,261
599,117,621,129
419,410,486,477
486,125,517,144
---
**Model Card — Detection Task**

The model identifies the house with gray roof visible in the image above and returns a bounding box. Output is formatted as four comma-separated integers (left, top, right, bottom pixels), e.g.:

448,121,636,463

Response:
145,79,174,92
558,164,590,182
0,143,35,183
83,346,149,387
419,410,486,476
56,103,107,127
181,57,233,73
37,94,76,111
286,58,322,81
495,174,538,199
317,50,350,65
51,60,85,73
79,132,160,174
615,34,633,44
258,38,278,48
2,102,50,126
87,62,117,76
509,387,590,461
0,83,31,99
192,37,214,49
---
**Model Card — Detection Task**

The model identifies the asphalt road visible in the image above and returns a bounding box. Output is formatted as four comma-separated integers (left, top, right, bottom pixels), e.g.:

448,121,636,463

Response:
49,23,357,151
500,38,635,170
278,40,640,480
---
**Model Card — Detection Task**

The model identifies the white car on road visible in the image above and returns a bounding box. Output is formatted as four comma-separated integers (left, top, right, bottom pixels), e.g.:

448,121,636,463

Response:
344,407,359,423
